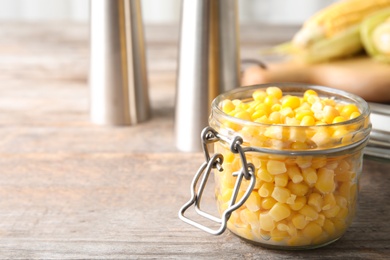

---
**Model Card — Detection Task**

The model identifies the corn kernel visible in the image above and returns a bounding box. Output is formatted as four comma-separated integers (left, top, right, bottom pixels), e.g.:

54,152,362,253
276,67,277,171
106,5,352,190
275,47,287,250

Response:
323,205,341,218
287,165,304,183
289,196,307,211
323,105,340,124
266,86,283,99
252,90,267,102
275,173,289,187
270,229,289,242
302,167,318,186
272,103,281,112
349,111,361,119
267,160,287,175
269,112,283,124
261,197,277,210
245,191,261,212
304,89,318,102
323,219,336,236
299,205,319,221
269,202,291,222
322,193,336,211
257,167,274,183
282,96,301,109
234,110,251,121
300,115,316,126
287,182,309,197
296,156,312,169
315,168,335,194
314,213,326,227
222,99,235,113
260,213,275,232
341,104,360,118
291,213,309,229
302,222,322,240
295,110,314,121
272,187,291,203
332,116,346,124
311,156,327,169
308,193,323,212
259,182,274,198
240,208,260,228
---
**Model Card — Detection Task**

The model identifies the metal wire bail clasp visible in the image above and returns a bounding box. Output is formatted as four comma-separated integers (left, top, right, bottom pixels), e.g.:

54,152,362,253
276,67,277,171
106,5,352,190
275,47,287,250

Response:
178,126,256,235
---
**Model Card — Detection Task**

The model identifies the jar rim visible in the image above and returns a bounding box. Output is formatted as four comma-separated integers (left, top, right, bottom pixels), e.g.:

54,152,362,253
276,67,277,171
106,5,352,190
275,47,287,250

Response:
212,83,370,129
210,83,372,153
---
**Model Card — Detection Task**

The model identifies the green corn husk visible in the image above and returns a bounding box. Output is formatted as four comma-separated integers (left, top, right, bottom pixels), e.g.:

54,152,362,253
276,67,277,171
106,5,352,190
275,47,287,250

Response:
265,25,363,64
360,8,390,63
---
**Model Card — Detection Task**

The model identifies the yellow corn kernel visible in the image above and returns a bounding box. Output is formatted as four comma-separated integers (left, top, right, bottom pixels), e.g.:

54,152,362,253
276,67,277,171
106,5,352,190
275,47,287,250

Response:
257,167,274,183
222,99,235,113
341,104,360,118
308,192,323,212
288,235,311,247
260,213,276,232
289,127,307,143
272,187,291,203
261,197,277,210
245,191,261,212
296,156,313,169
337,181,351,199
287,165,304,183
302,222,322,240
315,168,335,194
335,195,348,208
259,182,275,198
312,232,330,245
251,109,268,121
299,205,319,221
264,95,280,107
311,130,331,147
289,196,307,211
302,167,318,186
270,229,290,242
314,213,326,227
303,89,318,102
292,213,309,229
311,156,327,169
253,90,267,102
240,208,260,228
336,207,349,220
267,160,287,175
300,115,316,126
280,107,294,118
269,202,291,222
323,205,341,218
349,111,361,119
282,95,301,109
275,173,289,187
272,103,282,112
322,193,337,211
221,188,233,203
323,219,336,236
323,105,340,124
277,221,290,232
332,218,346,234
269,111,283,124
234,110,251,121
287,181,309,197
335,170,352,182
266,86,283,99
295,109,314,121
332,116,346,124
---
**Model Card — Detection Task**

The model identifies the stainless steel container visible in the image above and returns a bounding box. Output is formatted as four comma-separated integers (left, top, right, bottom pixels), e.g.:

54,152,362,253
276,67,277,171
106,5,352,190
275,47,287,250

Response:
89,0,150,126
175,0,240,152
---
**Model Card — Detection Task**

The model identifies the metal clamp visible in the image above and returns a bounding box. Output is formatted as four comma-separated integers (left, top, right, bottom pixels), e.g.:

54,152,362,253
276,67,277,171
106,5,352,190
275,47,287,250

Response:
178,127,256,235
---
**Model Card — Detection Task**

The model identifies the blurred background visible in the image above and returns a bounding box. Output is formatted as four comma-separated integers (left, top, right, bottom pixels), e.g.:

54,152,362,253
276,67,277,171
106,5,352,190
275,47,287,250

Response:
0,0,337,24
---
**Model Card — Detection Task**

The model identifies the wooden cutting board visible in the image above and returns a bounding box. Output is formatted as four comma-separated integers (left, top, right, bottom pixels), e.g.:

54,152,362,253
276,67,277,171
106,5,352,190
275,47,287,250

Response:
242,56,390,103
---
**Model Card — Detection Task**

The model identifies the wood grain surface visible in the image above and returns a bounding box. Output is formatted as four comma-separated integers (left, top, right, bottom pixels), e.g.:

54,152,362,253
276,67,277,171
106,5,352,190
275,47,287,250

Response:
0,22,389,259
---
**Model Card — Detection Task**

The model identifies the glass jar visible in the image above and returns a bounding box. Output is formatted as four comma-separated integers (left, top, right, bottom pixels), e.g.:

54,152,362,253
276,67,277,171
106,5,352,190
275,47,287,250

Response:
179,83,371,250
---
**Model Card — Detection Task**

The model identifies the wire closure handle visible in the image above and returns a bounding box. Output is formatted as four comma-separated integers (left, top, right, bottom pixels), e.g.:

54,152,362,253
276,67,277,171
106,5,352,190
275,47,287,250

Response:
178,127,256,235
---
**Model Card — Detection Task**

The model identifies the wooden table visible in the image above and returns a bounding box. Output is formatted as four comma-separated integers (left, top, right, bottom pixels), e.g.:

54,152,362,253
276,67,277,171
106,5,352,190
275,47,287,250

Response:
0,22,389,259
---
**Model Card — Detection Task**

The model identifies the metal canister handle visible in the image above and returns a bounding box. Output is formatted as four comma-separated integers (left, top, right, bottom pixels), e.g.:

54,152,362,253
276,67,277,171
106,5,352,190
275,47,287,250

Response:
178,127,256,235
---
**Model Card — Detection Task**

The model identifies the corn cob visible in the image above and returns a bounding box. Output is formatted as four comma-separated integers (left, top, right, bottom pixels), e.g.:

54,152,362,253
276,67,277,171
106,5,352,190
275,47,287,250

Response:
272,0,390,63
360,7,390,63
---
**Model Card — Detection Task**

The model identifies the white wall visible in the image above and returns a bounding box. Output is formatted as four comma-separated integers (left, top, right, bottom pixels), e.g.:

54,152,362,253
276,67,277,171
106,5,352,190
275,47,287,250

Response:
0,0,337,24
